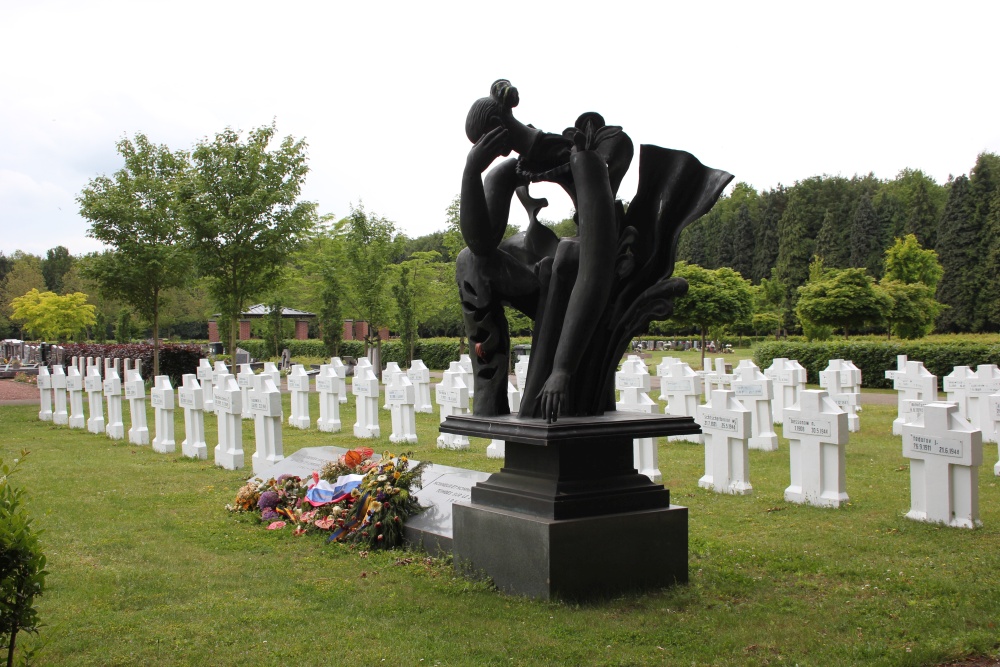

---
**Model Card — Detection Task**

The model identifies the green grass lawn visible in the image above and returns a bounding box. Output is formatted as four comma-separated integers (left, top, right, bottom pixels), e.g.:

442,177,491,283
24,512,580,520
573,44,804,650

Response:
2,388,999,666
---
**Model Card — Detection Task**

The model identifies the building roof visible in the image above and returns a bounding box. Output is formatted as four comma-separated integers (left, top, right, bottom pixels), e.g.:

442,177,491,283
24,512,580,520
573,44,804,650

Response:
212,304,316,319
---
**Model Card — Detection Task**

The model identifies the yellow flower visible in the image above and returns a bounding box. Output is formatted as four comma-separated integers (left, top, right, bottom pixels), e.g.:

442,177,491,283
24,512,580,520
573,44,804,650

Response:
400,455,408,463
393,471,401,480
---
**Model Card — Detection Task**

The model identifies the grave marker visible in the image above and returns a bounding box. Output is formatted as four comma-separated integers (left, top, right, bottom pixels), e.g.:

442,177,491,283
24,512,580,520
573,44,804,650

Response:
616,356,662,483
387,371,418,443
66,365,86,429
696,389,752,495
458,354,475,397
213,373,244,470
902,401,982,528
150,375,176,454
329,358,348,404
212,361,230,415
250,373,284,474
237,364,255,419
655,356,681,402
315,364,342,433
85,362,105,434
103,361,125,440
408,360,433,413
382,361,402,410
178,374,207,459
51,365,68,425
197,358,215,412
731,359,778,451
352,366,381,439
820,360,861,433
703,358,732,403
487,381,520,459
944,365,976,421
436,362,470,449
967,364,1000,444
661,360,704,443
514,354,530,393
783,390,849,508
286,364,311,429
764,358,807,425
124,364,149,445
886,356,938,436
36,366,52,421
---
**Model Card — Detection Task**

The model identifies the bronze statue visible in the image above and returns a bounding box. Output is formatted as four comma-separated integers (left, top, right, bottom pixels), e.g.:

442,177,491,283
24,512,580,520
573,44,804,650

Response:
457,80,733,422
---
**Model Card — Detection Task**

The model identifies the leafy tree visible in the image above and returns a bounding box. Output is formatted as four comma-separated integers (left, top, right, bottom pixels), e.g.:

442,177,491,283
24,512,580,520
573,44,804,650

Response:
0,254,45,338
78,133,191,376
729,203,755,278
883,234,943,288
795,264,890,338
181,123,316,358
904,177,939,249
970,153,1000,328
9,289,96,342
543,216,578,239
115,308,133,343
751,186,785,282
392,266,416,365
318,274,343,357
880,280,943,339
934,175,979,332
668,262,753,368
40,246,74,294
815,209,847,267
848,194,884,278
751,277,785,338
343,204,396,360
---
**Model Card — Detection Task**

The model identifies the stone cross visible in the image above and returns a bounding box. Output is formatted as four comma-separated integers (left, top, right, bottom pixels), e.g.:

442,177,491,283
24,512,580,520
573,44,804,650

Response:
382,361,402,410
212,361,230,415
902,401,982,528
966,364,1000,444
435,361,470,449
819,360,860,433
329,357,349,404
213,373,244,470
124,363,149,445
237,364,256,420
839,359,863,396
487,380,521,459
731,359,778,451
697,389,752,495
458,354,475,397
886,356,938,436
352,366,381,439
702,358,733,403
661,360,704,443
616,356,662,483
408,359,433,413
387,371,418,444
514,354,530,393
783,390,849,508
178,374,207,459
51,364,68,426
250,373,284,474
944,365,976,422
36,366,52,422
315,364,342,433
66,364,86,429
989,393,1000,477
286,364,311,429
150,375,176,454
655,356,681,403
765,358,807,425
85,361,105,434
196,358,216,413
103,361,125,440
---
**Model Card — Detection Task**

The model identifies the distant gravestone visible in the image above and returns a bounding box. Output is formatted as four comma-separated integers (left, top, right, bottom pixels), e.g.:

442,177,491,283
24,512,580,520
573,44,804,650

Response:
250,373,284,474
820,360,860,433
382,362,402,410
315,364,342,433
387,371,418,444
85,362,105,434
125,363,149,445
36,366,52,422
655,356,681,403
352,365,381,439
286,364,311,429
731,359,778,451
989,393,1000,477
886,356,938,436
783,390,849,508
214,373,244,470
212,361,230,415
103,361,125,440
436,361,470,449
458,354,475,398
944,365,976,422
234,347,250,366
178,374,207,459
487,381,520,459
661,360,704,443
697,389,752,495
765,358,807,425
51,365,68,426
66,365,86,429
703,358,732,403
150,375,176,454
902,401,982,528
616,356,661,483
197,359,215,413
329,358,349,404
237,364,256,420
966,365,1000,444
514,354,530,393
408,359,433,413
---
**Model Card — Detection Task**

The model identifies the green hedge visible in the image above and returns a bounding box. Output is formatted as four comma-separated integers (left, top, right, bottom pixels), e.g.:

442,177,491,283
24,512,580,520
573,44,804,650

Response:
62,343,203,385
754,341,1000,389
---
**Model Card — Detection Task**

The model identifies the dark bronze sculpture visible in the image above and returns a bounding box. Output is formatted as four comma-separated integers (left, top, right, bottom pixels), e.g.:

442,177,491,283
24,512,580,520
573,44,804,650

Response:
457,80,733,422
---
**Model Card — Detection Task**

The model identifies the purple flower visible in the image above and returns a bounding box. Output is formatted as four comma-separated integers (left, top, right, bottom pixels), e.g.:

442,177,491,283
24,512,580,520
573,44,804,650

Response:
258,490,280,510
261,508,280,520
277,474,298,484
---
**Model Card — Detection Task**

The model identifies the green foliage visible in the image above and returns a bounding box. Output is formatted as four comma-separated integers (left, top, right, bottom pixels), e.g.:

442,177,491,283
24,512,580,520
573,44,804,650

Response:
63,343,202,385
795,258,890,337
318,276,343,358
667,262,753,366
40,246,74,294
392,266,416,365
882,234,943,288
342,204,396,353
880,280,944,339
9,289,96,342
935,175,978,332
115,308,133,343
0,451,47,666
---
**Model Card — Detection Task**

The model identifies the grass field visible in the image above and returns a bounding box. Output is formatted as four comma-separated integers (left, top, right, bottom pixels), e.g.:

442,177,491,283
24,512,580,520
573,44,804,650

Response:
1,384,999,666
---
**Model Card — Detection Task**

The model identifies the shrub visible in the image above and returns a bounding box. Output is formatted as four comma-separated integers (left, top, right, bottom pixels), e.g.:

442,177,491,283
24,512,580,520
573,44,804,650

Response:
62,343,203,385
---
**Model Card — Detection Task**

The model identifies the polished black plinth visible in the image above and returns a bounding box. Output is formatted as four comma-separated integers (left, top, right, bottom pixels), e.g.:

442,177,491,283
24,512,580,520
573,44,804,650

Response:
442,413,698,600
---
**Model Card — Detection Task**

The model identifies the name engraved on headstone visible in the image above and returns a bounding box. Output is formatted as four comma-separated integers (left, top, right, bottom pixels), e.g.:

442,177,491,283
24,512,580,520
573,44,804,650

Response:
895,378,928,390
701,411,740,432
251,396,269,412
735,384,764,397
617,375,643,389
787,417,831,437
214,393,231,411
907,433,964,458
237,374,252,388
388,388,406,402
125,383,139,399
85,376,102,392
438,389,459,404
663,379,692,392
151,392,165,408
316,377,333,392
968,380,1000,394
179,392,195,408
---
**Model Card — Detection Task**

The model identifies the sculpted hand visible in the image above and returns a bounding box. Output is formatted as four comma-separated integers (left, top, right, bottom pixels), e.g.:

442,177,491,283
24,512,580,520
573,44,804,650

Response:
467,126,511,173
539,370,571,424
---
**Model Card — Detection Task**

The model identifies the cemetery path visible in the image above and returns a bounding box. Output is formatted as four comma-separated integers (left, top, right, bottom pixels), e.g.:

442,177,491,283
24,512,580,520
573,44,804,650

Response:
0,379,40,404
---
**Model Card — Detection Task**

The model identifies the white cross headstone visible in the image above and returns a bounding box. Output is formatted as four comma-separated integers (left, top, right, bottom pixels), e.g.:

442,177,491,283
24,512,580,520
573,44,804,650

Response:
329,358,349,404
783,390,849,508
382,361,402,410
315,364,342,433
36,366,52,422
387,371,418,443
655,356,681,403
125,363,149,445
352,366,381,439
286,364,311,429
765,358,807,425
51,365,68,425
840,359,863,402
902,401,982,528
178,374,207,459
886,356,938,436
487,381,521,459
66,365,86,429
250,373,284,474
820,360,860,433
967,365,1000,444
731,359,778,451
702,358,732,403
989,393,1000,477
661,360,704,443
85,362,105,434
697,389,752,495
237,364,256,420
150,375,176,454
213,373,244,470
436,361,470,449
103,361,125,440
408,359,433,413
197,358,215,412
616,356,661,483
212,361,230,415
458,354,475,398
514,354,530,393
944,365,976,422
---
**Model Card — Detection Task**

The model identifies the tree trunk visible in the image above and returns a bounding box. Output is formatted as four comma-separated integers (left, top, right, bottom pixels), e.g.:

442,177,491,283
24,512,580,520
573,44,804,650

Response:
152,290,160,378
7,626,17,667
229,313,238,366
700,326,707,370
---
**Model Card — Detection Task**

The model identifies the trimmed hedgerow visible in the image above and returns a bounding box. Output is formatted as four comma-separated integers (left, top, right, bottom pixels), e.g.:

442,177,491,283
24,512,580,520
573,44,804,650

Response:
753,341,1000,389
61,343,203,385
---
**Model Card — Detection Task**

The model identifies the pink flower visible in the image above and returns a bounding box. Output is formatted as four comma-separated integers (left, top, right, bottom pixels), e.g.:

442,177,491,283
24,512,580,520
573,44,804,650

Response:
266,521,286,530
314,516,337,530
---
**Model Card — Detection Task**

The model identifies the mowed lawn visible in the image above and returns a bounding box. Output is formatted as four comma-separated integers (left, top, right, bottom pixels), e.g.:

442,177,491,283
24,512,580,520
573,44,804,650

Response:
1,390,999,666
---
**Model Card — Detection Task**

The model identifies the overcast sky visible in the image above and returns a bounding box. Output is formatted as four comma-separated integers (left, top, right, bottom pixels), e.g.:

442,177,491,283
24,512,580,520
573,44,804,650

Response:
2,0,998,257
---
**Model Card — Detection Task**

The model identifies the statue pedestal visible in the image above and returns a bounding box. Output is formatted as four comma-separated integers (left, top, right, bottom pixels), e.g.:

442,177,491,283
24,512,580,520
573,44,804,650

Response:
441,412,699,600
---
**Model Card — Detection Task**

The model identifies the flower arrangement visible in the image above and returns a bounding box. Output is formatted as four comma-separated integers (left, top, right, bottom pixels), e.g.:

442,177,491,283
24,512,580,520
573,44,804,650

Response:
226,447,427,550
13,372,36,385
